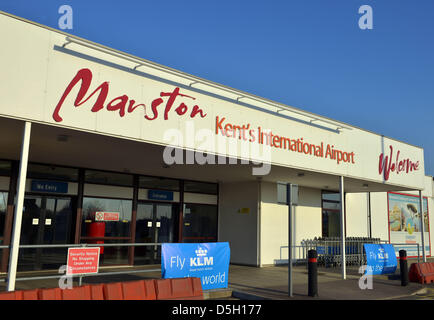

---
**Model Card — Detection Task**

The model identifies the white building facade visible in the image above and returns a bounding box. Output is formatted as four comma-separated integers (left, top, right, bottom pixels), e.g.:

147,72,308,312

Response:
0,12,431,277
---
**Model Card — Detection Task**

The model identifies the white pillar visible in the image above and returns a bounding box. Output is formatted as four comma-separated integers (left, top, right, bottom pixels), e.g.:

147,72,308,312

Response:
7,122,31,292
339,176,346,279
419,190,426,263
367,192,372,238
287,183,293,297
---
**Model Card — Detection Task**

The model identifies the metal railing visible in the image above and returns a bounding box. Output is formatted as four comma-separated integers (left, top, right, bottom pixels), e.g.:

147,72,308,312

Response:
279,238,422,268
0,243,163,288
279,245,308,265
301,237,383,267
389,243,421,264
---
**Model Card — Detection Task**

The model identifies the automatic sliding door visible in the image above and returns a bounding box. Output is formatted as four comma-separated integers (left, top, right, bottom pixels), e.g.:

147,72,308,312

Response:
134,202,178,265
19,195,75,271
134,203,155,264
154,203,177,261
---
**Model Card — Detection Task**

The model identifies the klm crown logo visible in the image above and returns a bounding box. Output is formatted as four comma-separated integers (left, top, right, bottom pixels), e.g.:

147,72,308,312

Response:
195,248,207,257
190,247,213,267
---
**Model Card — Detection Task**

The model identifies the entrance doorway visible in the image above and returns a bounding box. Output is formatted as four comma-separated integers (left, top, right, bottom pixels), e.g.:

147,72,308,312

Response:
134,202,179,264
321,191,343,238
18,195,76,271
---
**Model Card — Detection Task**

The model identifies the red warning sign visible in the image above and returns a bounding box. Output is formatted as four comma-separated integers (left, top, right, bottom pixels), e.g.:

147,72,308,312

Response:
95,211,120,222
66,247,100,275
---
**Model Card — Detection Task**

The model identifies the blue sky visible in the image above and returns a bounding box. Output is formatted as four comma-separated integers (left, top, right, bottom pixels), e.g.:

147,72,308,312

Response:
1,0,433,176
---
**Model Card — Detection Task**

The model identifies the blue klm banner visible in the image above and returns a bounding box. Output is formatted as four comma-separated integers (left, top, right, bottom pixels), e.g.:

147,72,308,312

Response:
364,244,397,275
161,242,230,290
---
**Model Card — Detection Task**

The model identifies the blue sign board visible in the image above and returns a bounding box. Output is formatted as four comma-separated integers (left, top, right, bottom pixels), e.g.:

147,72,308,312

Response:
316,246,325,255
161,242,230,290
363,244,397,275
31,180,68,193
148,190,173,201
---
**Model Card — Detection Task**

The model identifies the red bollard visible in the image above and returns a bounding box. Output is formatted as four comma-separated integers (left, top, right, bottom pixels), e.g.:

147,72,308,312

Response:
308,250,318,297
399,250,408,286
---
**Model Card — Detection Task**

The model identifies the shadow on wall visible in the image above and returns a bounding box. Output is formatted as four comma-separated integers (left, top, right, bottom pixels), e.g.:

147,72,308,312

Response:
261,183,322,209
274,244,309,265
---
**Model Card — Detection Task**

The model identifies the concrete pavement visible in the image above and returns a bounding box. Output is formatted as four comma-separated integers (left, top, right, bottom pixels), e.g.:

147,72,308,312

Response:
228,264,433,300
0,262,433,300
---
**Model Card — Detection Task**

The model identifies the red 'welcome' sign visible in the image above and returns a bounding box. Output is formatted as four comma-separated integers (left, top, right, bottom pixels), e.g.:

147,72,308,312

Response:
66,247,100,275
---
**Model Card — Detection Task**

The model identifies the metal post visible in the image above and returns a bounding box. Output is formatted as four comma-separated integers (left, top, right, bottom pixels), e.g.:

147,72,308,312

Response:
418,190,426,263
74,168,85,244
399,250,408,286
7,122,32,292
128,175,139,265
308,249,318,297
339,176,346,280
367,192,372,238
287,183,293,297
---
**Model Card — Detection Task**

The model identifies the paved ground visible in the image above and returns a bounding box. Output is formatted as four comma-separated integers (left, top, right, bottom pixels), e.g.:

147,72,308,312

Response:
228,264,433,300
0,261,433,300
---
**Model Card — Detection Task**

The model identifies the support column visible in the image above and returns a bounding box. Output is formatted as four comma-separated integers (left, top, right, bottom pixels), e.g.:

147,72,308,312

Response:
419,190,426,263
74,168,85,244
7,121,31,292
339,176,346,280
367,192,372,238
287,183,293,297
178,180,184,243
1,161,18,273
128,175,139,265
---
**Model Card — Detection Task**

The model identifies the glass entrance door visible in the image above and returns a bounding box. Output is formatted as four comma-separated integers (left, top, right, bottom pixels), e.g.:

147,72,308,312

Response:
18,195,75,271
134,202,178,265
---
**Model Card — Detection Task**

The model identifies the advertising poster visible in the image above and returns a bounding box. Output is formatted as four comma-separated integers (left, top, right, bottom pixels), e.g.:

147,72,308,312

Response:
388,192,431,257
161,242,230,290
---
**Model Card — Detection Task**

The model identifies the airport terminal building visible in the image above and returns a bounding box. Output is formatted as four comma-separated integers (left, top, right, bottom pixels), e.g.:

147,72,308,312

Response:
0,11,432,275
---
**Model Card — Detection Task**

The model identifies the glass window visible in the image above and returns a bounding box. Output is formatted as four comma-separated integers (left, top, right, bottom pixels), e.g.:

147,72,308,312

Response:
81,197,132,238
0,192,7,240
27,164,79,181
182,204,217,242
322,191,341,238
277,183,286,204
134,202,179,265
322,201,340,211
139,176,179,191
85,170,133,187
322,192,340,202
277,183,299,204
184,181,218,195
82,240,129,266
322,210,341,237
0,160,11,176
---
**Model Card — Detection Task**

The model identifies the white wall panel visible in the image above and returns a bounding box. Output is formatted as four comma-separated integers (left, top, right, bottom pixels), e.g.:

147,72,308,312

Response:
260,182,321,265
218,181,259,266
84,184,133,199
184,192,217,205
346,193,369,237
138,189,179,202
